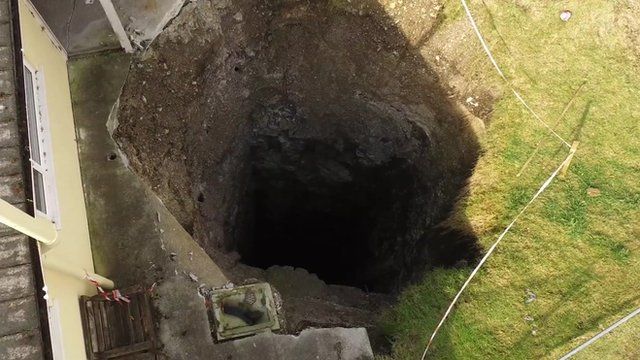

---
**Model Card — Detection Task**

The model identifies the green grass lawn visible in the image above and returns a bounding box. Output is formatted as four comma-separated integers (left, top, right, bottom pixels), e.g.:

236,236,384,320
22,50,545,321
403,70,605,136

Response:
381,0,640,358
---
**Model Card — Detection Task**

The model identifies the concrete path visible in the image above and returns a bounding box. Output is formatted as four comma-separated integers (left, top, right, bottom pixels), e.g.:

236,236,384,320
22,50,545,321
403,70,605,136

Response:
69,51,229,359
217,327,374,360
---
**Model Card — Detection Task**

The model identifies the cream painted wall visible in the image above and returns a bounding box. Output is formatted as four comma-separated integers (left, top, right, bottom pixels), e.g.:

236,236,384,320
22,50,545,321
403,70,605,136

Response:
19,1,97,359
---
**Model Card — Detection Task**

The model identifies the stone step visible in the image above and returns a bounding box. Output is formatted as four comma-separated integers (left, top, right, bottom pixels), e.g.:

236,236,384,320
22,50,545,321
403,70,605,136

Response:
0,296,40,337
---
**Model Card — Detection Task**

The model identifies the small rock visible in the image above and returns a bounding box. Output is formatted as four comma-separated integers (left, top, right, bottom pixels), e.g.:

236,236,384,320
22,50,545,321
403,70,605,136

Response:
560,10,572,22
188,272,199,282
524,315,534,322
169,252,177,261
587,187,601,197
525,289,537,304
142,95,147,104
233,12,243,21
466,96,479,107
531,329,538,336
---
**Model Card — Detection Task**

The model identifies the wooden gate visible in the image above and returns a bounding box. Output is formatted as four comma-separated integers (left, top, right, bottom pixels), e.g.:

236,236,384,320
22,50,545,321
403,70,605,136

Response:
79,285,157,359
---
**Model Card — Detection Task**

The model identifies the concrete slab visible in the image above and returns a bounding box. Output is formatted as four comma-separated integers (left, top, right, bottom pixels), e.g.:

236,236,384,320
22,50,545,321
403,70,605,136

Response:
69,51,228,360
30,0,120,55
112,0,185,47
217,327,374,360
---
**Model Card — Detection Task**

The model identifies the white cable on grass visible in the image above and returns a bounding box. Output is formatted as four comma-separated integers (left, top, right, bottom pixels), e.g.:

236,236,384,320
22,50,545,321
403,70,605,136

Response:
558,306,640,360
420,148,576,359
460,0,571,148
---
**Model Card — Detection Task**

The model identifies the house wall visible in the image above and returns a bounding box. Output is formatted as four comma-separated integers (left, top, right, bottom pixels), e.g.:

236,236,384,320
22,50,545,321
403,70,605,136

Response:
19,1,96,359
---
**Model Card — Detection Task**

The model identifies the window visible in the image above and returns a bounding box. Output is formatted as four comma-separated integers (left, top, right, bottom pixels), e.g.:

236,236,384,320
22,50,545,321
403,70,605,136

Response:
23,63,60,227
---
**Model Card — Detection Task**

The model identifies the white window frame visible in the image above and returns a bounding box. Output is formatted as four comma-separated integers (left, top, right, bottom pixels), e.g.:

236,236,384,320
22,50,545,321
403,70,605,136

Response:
23,60,61,229
46,298,66,360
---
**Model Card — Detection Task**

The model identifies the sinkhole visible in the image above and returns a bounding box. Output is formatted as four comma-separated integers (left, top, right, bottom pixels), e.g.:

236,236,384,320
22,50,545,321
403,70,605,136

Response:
231,101,481,293
114,0,486,305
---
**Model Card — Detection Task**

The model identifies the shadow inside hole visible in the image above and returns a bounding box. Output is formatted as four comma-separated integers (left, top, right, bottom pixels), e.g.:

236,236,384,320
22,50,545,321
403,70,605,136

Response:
207,1,483,293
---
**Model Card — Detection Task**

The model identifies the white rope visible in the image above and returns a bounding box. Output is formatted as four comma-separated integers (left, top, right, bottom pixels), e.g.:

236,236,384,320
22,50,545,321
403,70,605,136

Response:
460,0,571,148
558,307,640,360
420,148,576,359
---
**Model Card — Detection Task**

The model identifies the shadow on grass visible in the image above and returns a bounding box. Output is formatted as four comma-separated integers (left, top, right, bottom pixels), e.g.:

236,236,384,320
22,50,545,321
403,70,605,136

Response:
378,268,475,359
546,295,640,355
550,100,592,161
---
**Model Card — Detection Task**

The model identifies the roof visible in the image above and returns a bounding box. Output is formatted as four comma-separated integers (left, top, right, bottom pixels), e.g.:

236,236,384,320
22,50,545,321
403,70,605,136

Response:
0,0,46,358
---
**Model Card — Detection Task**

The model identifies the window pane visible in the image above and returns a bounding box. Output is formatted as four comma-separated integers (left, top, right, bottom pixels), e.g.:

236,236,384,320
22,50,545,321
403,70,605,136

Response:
32,169,47,214
24,67,41,165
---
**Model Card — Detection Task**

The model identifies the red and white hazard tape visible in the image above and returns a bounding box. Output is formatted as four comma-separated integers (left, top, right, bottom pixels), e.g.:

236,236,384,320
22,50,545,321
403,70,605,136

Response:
86,274,130,304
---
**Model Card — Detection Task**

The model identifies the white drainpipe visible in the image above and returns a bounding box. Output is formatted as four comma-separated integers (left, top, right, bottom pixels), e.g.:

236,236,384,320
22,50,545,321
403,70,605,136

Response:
42,256,115,290
0,198,115,290
0,197,57,245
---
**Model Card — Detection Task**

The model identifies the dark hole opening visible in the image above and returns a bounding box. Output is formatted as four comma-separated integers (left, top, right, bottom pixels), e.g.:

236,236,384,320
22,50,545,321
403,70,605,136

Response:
235,131,467,292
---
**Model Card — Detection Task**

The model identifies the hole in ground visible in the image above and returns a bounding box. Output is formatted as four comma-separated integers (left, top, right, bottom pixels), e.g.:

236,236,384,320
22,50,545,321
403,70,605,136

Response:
240,140,417,291
114,0,487,340
233,102,481,293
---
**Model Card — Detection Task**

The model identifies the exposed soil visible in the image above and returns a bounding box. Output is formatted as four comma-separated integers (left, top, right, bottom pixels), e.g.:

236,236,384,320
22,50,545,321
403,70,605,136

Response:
113,0,494,351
